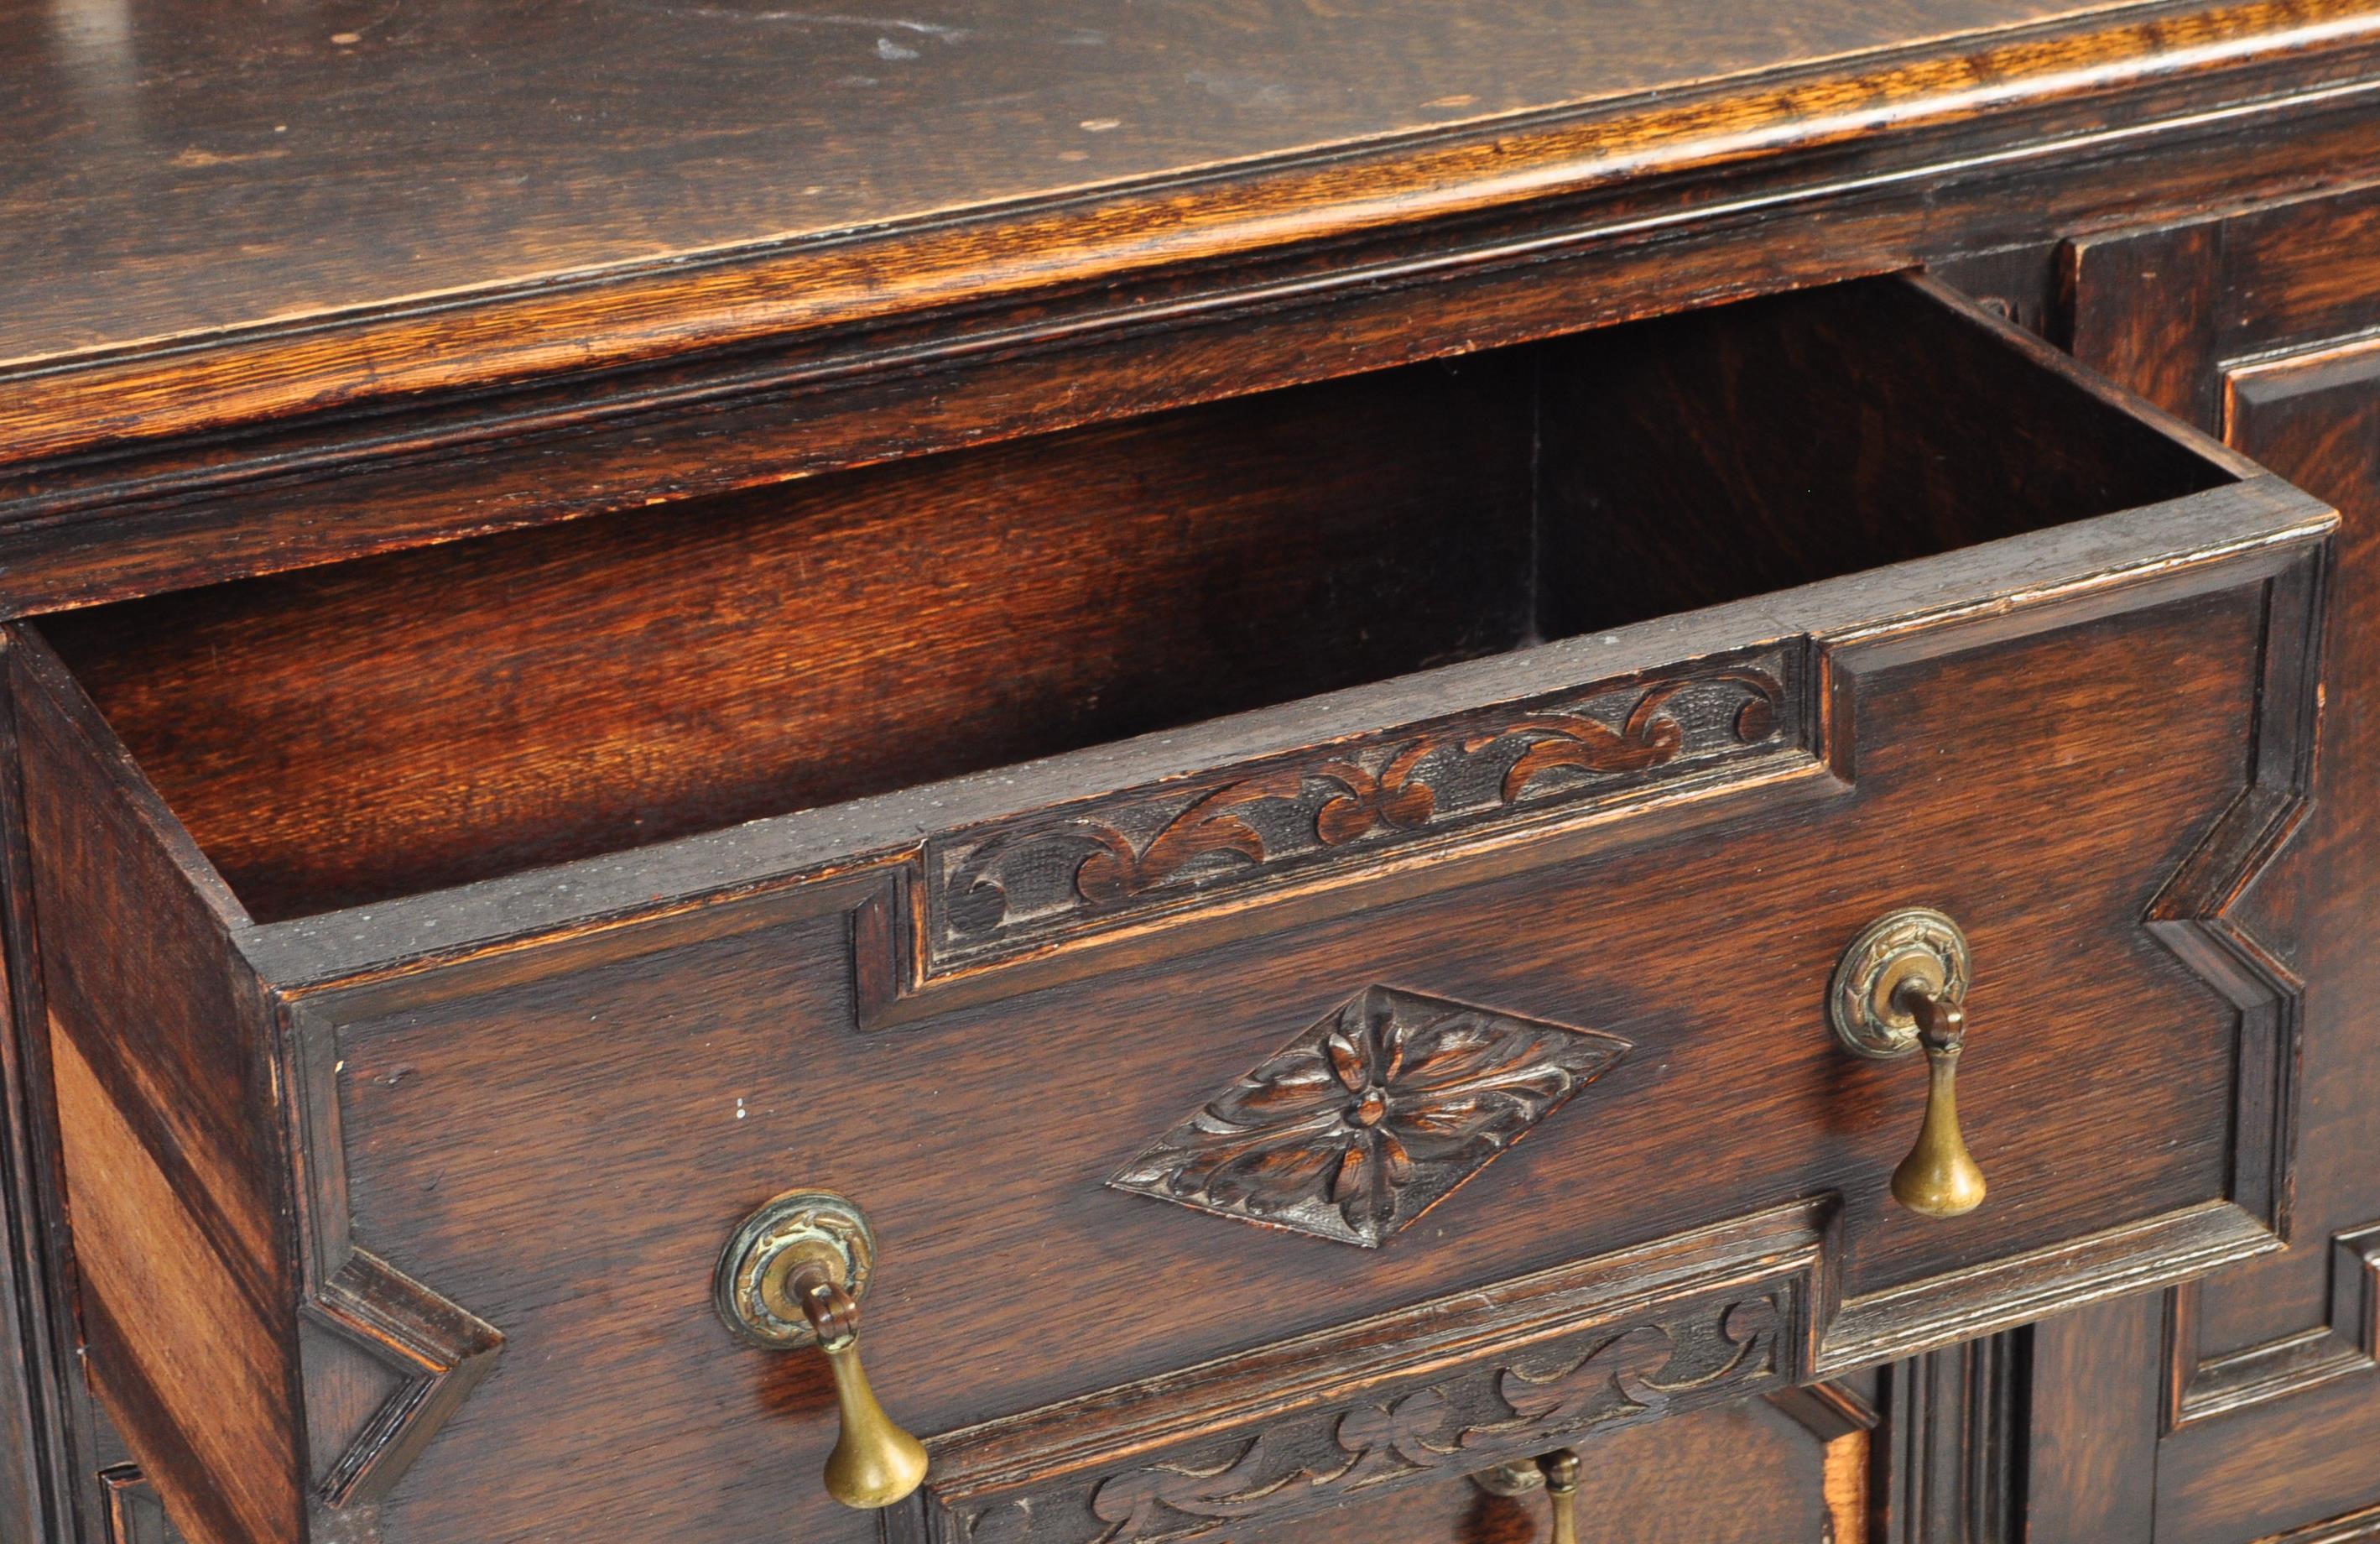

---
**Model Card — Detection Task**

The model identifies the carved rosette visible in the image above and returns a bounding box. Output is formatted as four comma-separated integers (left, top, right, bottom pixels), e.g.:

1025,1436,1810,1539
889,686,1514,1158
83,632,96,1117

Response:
1108,986,1631,1246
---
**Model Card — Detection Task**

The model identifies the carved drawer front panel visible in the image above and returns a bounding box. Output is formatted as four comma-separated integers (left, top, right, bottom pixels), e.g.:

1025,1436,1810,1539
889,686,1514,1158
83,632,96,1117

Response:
898,1203,1823,1544
12,273,2333,1544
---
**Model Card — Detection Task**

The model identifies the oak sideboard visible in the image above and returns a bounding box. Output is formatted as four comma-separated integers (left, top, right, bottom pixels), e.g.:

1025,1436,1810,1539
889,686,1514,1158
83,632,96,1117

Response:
5,3,2380,1541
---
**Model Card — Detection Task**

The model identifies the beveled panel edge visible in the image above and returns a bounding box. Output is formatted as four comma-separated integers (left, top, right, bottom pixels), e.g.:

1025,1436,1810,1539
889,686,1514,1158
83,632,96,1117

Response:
2167,1220,2380,1428
1824,531,2326,1374
2112,327,2380,1433
1815,1199,2280,1373
2252,1496,2380,1544
269,994,504,1540
2138,458,2334,1426
99,1466,175,1544
298,1253,503,1516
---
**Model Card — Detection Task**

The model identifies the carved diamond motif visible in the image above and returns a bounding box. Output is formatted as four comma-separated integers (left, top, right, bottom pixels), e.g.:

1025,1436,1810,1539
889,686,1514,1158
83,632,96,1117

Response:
1109,986,1630,1247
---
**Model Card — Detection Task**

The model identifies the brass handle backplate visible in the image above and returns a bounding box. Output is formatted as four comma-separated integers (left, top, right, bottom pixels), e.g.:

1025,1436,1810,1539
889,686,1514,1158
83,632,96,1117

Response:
715,1190,930,1509
1830,908,1987,1219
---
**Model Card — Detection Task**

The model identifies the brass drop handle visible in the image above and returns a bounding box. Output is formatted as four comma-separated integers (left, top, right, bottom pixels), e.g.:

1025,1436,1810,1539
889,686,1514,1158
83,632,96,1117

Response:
1889,979,1986,1218
1471,1448,1580,1543
1830,908,1988,1219
1541,1449,1581,1544
715,1191,930,1509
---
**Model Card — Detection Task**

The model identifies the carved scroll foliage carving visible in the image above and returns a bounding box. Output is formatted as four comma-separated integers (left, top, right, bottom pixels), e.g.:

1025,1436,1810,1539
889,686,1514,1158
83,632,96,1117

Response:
1108,986,1630,1247
949,1290,1789,1544
926,653,1795,972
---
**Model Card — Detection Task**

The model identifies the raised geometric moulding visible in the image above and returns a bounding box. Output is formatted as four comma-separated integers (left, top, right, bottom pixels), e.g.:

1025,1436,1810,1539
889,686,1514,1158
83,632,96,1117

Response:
1109,985,1631,1247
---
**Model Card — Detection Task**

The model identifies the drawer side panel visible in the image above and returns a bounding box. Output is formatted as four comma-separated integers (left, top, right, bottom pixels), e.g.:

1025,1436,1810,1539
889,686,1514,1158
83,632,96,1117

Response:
8,634,303,1544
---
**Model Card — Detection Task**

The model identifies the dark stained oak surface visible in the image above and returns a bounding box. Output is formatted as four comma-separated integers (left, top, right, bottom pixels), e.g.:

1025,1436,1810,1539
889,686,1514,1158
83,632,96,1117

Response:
6,273,2331,1544
0,0,2373,620
3,2,2380,1539
6,0,2380,488
0,0,2211,365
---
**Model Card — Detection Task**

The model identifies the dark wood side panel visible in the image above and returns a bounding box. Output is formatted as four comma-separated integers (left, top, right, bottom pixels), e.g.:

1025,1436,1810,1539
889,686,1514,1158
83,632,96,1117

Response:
0,1098,49,1541
0,1247,39,1540
0,630,99,1544
6,634,303,1544
2218,185,2380,361
2022,1295,2164,1544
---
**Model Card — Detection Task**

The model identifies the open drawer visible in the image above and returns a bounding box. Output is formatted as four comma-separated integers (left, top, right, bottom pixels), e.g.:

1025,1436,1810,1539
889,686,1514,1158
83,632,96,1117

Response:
16,274,2331,1544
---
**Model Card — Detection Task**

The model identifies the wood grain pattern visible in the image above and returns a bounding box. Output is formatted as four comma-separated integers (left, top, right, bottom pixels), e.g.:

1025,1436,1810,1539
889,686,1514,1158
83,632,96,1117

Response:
0,4,2377,618
286,545,2307,1542
1534,275,2229,634
2023,1295,2164,1544
0,0,2149,370
8,644,302,1544
901,1201,1824,1544
44,361,1536,922
3,0,2375,472
2039,176,2380,1544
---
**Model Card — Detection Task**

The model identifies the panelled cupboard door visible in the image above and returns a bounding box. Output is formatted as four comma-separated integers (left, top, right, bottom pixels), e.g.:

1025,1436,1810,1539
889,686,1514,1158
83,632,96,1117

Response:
2042,182,2380,1544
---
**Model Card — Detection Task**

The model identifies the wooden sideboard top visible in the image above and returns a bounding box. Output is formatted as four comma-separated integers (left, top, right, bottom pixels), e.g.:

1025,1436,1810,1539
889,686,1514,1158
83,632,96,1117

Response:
0,0,2376,615
6,0,2377,443
0,0,2234,366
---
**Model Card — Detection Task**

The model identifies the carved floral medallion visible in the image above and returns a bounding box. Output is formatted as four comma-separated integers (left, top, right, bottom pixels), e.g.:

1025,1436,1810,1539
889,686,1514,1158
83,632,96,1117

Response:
1108,986,1630,1246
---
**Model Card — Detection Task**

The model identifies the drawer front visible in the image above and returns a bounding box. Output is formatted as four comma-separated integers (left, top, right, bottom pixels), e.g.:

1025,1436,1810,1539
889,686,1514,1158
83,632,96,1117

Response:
10,276,2335,1544
283,536,2314,1544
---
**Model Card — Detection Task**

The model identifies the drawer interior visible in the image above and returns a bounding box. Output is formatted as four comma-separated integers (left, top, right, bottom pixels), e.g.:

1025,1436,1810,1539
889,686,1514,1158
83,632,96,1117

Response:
40,277,2226,923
